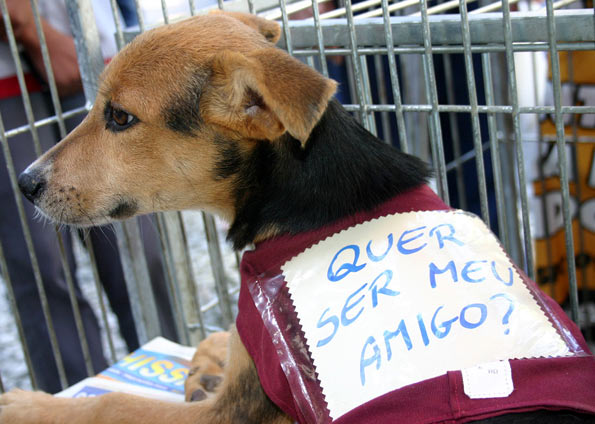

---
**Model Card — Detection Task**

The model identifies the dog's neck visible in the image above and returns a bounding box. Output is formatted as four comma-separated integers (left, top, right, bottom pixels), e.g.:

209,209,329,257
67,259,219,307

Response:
227,99,431,250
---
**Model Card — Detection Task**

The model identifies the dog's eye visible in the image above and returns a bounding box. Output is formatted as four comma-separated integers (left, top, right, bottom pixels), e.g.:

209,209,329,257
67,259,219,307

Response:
112,108,133,126
104,103,138,132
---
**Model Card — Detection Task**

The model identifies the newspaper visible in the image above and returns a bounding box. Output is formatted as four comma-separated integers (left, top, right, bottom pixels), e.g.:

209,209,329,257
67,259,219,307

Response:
57,337,196,402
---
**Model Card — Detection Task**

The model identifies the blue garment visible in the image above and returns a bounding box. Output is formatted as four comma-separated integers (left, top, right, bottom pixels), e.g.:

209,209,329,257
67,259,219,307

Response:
116,0,138,26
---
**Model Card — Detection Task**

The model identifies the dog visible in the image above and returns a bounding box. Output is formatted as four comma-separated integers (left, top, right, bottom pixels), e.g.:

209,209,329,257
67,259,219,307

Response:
5,10,595,424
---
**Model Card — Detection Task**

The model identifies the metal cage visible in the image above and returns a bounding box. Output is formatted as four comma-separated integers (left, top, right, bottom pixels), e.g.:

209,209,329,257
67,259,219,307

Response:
0,0,593,392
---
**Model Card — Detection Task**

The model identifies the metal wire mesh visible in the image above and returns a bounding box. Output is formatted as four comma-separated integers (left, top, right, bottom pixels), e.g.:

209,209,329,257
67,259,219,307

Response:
0,0,593,391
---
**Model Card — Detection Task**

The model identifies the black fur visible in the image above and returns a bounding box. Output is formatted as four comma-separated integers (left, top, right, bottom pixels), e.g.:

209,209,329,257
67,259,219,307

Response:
226,99,432,250
164,71,208,135
213,135,243,180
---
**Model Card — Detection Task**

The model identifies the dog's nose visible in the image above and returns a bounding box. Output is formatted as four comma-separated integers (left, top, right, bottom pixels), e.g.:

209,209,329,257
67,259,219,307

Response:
18,169,46,202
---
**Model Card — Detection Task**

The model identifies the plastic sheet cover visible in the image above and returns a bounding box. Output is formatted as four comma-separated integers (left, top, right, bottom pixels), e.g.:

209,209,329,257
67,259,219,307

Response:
247,210,584,422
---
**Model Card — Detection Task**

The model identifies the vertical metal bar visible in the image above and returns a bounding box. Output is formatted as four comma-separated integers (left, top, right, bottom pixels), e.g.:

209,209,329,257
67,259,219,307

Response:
133,0,146,32
373,54,391,143
536,144,556,298
30,0,67,138
458,0,489,224
537,140,557,298
0,0,42,156
154,214,192,345
344,56,358,115
381,0,408,152
529,30,556,297
110,0,126,50
114,221,161,343
443,54,467,210
0,113,68,389
0,240,38,389
419,0,449,203
55,227,94,377
158,212,206,343
566,51,590,337
502,0,534,277
401,60,427,158
234,250,242,282
570,140,591,333
481,53,509,250
65,0,104,105
189,0,197,16
160,0,170,24
83,234,117,363
279,0,294,56
490,53,522,262
202,214,233,328
154,215,185,344
345,0,369,127
544,0,579,323
359,56,377,134
311,0,329,78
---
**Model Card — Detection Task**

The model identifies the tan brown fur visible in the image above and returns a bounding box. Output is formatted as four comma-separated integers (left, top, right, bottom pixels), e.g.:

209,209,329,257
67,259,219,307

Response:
208,10,282,43
205,47,337,144
21,12,335,227
184,332,228,401
2,10,336,424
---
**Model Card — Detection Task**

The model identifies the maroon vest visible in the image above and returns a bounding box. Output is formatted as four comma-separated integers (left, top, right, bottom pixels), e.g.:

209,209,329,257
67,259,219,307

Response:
237,185,595,423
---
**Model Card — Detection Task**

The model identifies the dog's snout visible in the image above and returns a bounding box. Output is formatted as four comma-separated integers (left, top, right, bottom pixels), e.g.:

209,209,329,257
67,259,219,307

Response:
18,169,46,203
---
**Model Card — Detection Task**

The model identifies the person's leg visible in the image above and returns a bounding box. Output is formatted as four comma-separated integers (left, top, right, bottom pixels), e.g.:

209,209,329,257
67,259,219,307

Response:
87,229,139,351
0,93,106,392
139,215,178,342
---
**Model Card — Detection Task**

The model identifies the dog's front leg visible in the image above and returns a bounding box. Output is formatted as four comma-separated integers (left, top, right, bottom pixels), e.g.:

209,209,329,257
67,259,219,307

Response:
0,329,292,424
0,389,210,424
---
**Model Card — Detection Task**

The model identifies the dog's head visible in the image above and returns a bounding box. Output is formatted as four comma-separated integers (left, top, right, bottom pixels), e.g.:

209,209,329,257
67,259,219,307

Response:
18,12,336,228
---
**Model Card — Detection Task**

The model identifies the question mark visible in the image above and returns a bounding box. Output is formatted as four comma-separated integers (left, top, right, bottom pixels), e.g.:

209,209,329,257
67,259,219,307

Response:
489,293,515,335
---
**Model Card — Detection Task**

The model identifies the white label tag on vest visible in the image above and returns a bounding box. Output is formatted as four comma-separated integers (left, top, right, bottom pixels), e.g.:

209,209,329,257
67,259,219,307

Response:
281,211,570,421
462,360,514,399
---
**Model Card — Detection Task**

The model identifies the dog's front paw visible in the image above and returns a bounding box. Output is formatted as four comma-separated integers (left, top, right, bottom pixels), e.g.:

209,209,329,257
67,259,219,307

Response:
0,389,64,424
185,331,229,402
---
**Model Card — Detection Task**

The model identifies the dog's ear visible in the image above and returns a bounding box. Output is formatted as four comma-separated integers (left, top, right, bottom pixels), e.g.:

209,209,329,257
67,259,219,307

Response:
209,10,281,44
206,48,337,145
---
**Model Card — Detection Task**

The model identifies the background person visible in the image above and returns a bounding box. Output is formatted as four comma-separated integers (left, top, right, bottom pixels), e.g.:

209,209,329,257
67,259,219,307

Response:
0,0,176,393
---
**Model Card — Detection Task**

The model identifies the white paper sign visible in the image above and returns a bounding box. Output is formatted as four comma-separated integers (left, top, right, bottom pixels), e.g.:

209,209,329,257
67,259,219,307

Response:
281,211,570,420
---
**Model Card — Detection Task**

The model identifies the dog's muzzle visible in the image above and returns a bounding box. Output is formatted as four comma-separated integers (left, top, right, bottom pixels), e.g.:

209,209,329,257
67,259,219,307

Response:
18,168,46,203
